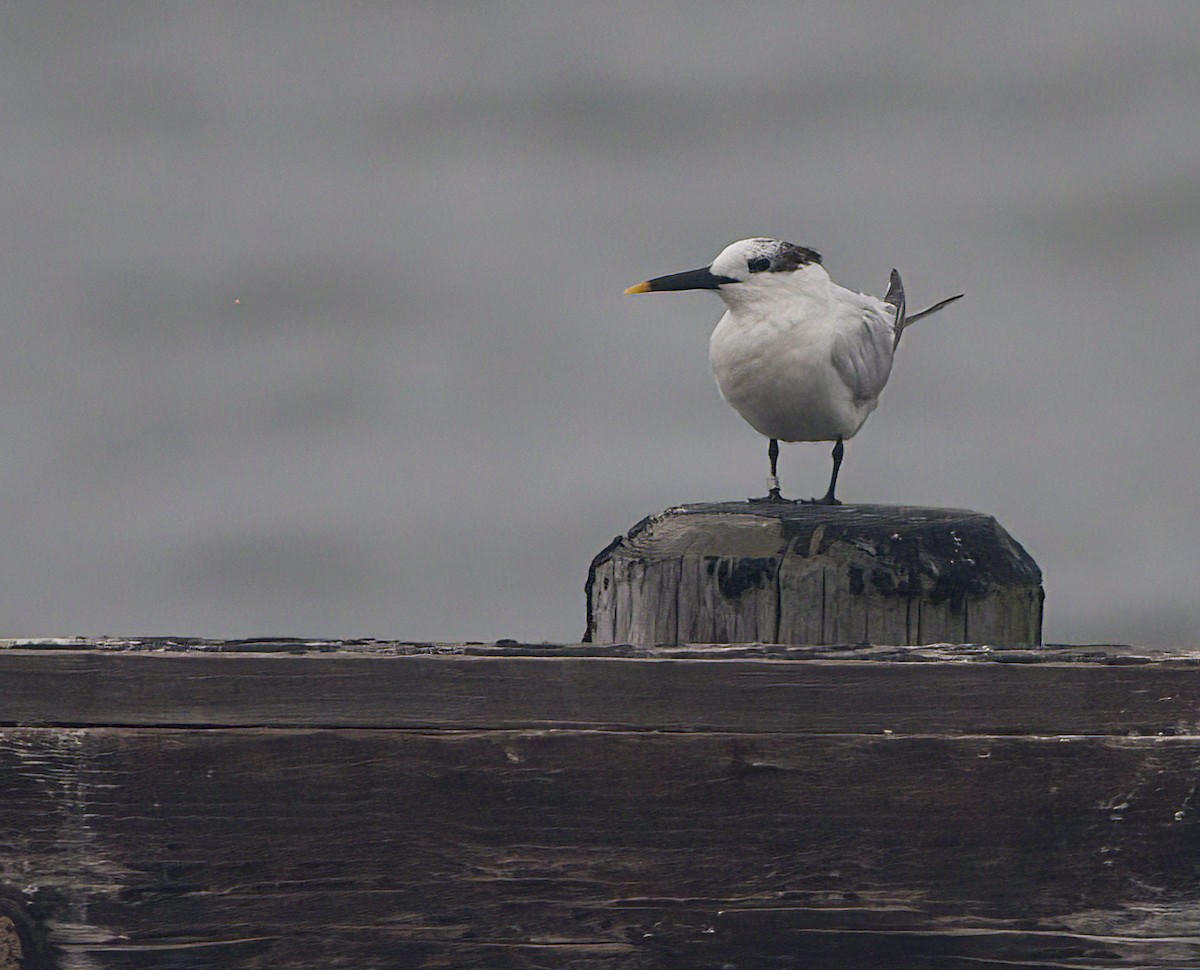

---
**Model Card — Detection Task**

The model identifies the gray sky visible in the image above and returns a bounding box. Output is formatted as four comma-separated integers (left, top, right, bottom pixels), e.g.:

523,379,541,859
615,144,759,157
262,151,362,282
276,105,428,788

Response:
2,2,1198,645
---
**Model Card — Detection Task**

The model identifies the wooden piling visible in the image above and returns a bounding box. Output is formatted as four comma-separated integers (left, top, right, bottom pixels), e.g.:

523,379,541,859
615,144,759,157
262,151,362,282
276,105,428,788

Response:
586,502,1043,644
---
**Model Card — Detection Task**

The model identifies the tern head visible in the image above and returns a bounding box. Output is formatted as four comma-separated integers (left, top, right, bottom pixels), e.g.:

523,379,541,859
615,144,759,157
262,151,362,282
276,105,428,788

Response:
625,238,825,305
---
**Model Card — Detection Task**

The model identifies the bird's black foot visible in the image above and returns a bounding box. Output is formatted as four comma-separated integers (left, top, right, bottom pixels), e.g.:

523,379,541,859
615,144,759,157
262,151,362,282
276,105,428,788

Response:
804,439,845,506
749,487,794,504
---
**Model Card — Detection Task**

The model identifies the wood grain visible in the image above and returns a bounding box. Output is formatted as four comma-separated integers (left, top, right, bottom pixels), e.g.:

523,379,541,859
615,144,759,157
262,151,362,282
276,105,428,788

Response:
585,503,1044,645
2,643,1200,735
5,727,1200,968
4,641,1200,969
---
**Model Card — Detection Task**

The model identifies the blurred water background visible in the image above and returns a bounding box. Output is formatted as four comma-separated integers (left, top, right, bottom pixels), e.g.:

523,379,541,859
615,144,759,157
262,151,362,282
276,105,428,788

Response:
2,2,1198,644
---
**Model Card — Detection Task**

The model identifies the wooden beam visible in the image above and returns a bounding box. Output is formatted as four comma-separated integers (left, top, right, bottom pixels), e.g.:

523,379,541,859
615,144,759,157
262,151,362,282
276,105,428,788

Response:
3,641,1200,969
0,641,1192,734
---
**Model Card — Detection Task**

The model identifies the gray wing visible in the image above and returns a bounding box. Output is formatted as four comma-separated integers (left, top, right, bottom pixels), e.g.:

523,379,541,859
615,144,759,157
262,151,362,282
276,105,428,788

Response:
831,302,896,404
884,268,906,349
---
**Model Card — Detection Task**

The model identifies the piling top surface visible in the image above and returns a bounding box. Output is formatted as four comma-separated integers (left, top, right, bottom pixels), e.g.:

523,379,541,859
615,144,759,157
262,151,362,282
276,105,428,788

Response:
601,502,1043,590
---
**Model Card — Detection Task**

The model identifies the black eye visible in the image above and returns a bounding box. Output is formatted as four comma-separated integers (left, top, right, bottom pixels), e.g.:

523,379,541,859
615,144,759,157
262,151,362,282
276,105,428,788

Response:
747,256,771,273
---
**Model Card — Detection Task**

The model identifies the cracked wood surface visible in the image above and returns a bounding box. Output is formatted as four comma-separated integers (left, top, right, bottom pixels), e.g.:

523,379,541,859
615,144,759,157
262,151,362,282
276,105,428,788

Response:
585,503,1044,645
3,641,1200,969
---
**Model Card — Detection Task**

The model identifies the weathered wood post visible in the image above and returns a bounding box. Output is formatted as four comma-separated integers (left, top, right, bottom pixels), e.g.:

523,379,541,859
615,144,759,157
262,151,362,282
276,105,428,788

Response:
586,503,1043,644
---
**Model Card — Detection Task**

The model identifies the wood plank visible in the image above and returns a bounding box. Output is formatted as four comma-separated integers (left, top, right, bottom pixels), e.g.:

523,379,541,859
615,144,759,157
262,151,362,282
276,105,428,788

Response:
4,726,1200,969
3,643,1200,735
6,641,1200,968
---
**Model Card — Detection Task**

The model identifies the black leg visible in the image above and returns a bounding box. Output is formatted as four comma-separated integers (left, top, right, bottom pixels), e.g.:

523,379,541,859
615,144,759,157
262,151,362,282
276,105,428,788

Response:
822,438,845,505
766,438,784,501
751,438,787,503
804,437,844,506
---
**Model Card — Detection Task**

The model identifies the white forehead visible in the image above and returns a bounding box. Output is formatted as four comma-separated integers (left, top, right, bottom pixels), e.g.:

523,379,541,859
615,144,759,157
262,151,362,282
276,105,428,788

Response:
710,238,778,277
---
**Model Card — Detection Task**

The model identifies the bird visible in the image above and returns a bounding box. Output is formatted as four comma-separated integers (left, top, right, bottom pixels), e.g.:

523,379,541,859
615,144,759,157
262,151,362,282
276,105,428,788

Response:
625,237,962,504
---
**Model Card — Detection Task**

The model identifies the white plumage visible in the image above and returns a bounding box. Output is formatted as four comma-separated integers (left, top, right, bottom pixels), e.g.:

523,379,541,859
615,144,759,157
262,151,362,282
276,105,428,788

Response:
626,237,961,504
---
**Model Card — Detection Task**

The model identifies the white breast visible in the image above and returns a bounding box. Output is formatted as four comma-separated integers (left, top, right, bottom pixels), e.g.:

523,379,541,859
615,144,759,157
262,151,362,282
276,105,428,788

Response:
708,290,892,443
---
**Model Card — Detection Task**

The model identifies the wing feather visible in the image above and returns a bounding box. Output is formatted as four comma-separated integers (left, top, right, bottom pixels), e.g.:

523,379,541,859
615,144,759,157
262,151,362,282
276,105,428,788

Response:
831,304,895,405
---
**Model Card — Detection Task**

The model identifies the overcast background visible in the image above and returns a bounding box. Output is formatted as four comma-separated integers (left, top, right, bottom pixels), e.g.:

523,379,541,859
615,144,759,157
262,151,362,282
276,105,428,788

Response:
2,2,1197,645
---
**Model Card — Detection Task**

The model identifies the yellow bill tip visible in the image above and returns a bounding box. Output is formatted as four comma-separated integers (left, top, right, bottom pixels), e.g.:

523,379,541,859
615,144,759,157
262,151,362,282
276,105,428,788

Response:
624,280,652,295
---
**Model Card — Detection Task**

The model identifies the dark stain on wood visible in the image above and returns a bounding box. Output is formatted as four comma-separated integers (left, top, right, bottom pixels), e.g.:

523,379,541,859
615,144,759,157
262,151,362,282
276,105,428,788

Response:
709,555,777,600
4,640,1200,969
586,503,1044,644
764,503,1042,604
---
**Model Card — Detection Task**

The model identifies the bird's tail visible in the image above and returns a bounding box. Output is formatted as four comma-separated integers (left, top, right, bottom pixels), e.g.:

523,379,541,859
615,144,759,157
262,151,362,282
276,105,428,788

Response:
908,293,965,324
886,268,963,349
